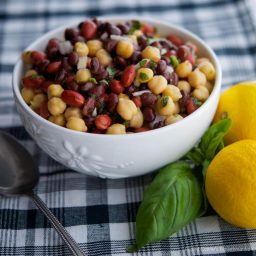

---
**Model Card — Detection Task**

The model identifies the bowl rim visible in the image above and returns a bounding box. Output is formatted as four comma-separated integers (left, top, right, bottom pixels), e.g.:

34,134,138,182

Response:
13,16,222,140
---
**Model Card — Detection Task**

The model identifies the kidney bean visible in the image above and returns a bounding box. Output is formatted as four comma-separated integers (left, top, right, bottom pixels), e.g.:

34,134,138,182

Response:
107,23,122,35
95,114,112,130
65,28,79,41
65,76,79,91
141,23,155,35
167,34,184,47
31,51,47,64
129,51,141,63
110,80,124,94
35,59,50,74
94,70,108,80
186,97,198,114
177,45,194,65
156,60,167,75
107,93,118,113
125,85,137,96
22,75,45,89
47,47,60,60
150,41,162,49
89,85,106,97
81,20,97,39
90,57,100,73
47,61,62,74
68,52,79,66
138,35,148,50
161,56,171,65
61,90,85,107
179,90,190,113
104,40,117,53
83,97,96,116
141,93,157,107
121,65,136,87
54,69,67,84
117,24,129,34
41,80,52,92
71,35,85,45
132,96,142,108
134,127,150,133
37,101,50,119
92,127,105,134
61,57,72,72
153,120,165,129
142,107,156,122
114,56,126,69
47,38,60,50
80,82,95,92
84,116,95,129
164,50,177,58
169,72,179,86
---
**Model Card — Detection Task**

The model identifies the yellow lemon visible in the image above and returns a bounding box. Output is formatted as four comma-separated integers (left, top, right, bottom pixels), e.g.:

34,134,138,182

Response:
205,140,256,228
214,81,256,144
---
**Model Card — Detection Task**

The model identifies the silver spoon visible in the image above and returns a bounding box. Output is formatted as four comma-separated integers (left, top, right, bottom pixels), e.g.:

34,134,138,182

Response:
0,131,85,256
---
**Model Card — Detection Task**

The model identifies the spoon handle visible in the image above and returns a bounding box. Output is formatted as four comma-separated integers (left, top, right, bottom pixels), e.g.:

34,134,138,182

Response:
28,192,85,256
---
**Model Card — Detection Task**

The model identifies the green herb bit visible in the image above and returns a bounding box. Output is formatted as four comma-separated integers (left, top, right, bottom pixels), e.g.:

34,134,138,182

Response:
99,79,109,85
89,93,97,99
89,77,97,84
98,102,106,114
150,60,156,69
170,56,179,68
192,97,202,107
161,96,169,107
139,59,148,67
31,74,38,79
123,120,130,127
128,20,141,35
139,72,150,81
106,67,117,78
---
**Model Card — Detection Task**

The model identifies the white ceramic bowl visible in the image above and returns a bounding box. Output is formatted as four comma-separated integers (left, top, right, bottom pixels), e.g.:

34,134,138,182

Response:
13,17,221,179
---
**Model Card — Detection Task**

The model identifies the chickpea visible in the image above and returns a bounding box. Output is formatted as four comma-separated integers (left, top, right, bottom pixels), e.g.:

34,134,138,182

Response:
175,61,193,78
198,61,216,81
147,75,168,95
116,40,134,59
192,86,209,102
188,68,206,88
204,81,214,93
141,46,161,62
86,40,103,56
137,68,154,83
177,81,191,93
156,96,175,116
118,93,129,99
106,124,126,135
133,30,143,37
22,51,32,65
75,69,91,83
196,57,210,65
162,85,182,102
64,107,82,120
66,117,87,132
74,42,89,57
48,97,66,116
25,69,37,77
95,49,112,67
47,84,64,98
117,98,138,120
165,114,183,125
173,102,180,114
30,93,47,109
21,87,35,104
48,114,66,127
130,109,144,128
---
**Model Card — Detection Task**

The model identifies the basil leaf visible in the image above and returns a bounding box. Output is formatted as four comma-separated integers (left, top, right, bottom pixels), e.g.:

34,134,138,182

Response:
199,118,232,160
161,96,169,107
134,162,203,250
184,148,204,165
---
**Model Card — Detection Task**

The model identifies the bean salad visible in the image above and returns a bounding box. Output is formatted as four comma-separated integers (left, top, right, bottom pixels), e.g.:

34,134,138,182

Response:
21,18,216,134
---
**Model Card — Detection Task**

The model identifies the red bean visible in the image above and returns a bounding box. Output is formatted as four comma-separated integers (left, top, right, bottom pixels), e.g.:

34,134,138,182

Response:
141,93,157,107
83,97,96,116
95,115,112,130
121,65,136,87
110,80,124,94
31,51,47,64
132,96,142,108
47,61,62,74
107,93,118,113
61,90,85,107
142,107,156,122
81,20,97,39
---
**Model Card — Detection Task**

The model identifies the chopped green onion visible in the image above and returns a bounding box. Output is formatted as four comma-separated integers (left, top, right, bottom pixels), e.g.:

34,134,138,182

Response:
161,96,169,107
89,77,97,84
192,97,202,107
106,67,117,78
99,79,109,85
150,60,156,69
139,72,150,81
31,74,38,79
128,20,141,35
170,56,179,68
139,59,148,67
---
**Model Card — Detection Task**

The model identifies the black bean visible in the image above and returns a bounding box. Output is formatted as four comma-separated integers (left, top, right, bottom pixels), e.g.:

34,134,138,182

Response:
89,85,106,97
65,28,79,41
35,59,50,75
161,56,171,65
80,82,95,92
162,71,171,81
47,48,59,60
129,51,142,63
71,36,85,45
67,81,79,91
169,72,179,86
114,56,127,69
62,57,72,72
84,116,95,129
143,107,156,122
153,120,165,129
156,60,167,75
108,24,122,35
138,35,148,50
94,70,108,80
83,97,96,116
55,69,66,84
90,57,100,73
117,24,129,34
104,40,118,53
141,93,157,107
107,93,118,112
125,85,137,96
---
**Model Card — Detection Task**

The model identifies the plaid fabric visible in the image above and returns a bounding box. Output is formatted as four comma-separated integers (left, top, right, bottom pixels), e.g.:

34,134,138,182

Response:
1,0,256,255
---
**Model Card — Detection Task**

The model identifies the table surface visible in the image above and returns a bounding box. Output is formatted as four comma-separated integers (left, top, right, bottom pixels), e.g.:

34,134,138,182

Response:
1,0,256,255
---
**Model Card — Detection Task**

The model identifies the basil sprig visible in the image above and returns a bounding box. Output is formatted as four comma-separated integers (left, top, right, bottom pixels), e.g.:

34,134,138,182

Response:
129,118,232,252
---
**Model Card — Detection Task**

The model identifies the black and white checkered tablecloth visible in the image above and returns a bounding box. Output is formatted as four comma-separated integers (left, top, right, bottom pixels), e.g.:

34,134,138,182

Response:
1,0,256,255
